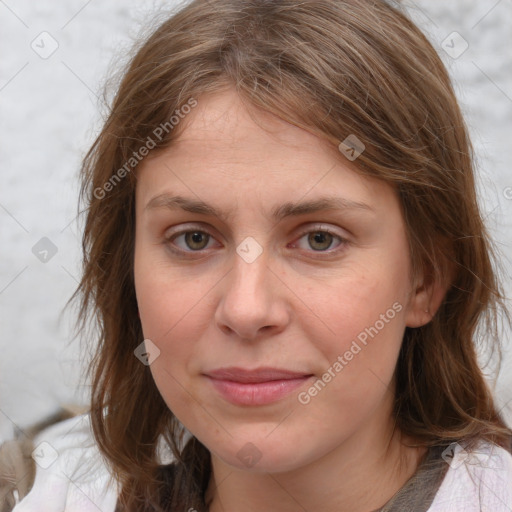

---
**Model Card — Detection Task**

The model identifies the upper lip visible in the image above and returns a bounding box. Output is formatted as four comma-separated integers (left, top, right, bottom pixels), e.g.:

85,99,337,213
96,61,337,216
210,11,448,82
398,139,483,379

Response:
205,367,312,383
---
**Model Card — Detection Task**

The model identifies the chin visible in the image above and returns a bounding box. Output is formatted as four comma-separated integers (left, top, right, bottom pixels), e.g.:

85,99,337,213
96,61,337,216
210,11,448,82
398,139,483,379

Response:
206,435,315,474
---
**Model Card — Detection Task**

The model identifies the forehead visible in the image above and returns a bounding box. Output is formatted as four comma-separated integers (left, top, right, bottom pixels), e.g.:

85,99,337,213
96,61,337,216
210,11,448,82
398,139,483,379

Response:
167,88,336,164
135,87,399,218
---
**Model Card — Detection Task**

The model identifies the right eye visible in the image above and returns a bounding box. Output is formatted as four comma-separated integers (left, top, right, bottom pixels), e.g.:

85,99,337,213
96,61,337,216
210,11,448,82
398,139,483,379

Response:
164,227,222,256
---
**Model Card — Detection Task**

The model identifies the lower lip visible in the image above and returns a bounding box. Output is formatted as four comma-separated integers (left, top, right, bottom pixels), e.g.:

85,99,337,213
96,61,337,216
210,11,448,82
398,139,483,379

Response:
206,375,313,406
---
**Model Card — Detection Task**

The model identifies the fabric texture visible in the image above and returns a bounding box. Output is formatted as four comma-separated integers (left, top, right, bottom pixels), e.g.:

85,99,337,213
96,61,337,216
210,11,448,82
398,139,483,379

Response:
428,440,512,511
6,414,512,511
11,415,118,512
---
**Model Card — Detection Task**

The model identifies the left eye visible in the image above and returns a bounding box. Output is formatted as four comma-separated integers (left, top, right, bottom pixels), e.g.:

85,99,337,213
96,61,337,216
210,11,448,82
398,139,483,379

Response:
293,230,344,252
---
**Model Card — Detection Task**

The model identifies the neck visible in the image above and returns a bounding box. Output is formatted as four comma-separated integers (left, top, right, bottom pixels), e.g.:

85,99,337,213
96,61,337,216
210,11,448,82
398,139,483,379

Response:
205,420,426,512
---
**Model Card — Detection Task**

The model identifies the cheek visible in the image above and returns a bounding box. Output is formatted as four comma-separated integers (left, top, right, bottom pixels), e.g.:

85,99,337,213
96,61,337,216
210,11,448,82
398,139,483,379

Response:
133,240,213,342
293,279,407,440
322,292,404,385
309,260,407,347
135,278,209,378
134,265,208,427
133,251,216,405
301,251,410,395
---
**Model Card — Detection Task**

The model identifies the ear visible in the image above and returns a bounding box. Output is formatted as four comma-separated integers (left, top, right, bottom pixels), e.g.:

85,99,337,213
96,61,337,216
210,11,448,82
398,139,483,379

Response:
404,259,454,328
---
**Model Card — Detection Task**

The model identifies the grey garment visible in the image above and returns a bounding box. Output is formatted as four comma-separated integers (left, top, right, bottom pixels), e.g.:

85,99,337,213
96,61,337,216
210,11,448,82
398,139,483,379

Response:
374,445,449,512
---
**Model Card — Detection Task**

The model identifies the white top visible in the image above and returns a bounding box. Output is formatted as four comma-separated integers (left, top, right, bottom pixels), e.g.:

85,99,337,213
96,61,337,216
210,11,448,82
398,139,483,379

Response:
12,414,512,511
13,415,118,512
428,439,512,511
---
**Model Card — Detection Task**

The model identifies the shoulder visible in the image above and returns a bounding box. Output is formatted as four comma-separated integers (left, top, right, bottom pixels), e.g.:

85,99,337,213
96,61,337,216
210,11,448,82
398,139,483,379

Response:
428,440,512,512
12,414,119,512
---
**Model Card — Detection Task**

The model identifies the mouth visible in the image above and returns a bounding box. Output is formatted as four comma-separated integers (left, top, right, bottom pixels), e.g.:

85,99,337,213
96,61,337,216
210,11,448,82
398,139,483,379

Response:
203,367,314,406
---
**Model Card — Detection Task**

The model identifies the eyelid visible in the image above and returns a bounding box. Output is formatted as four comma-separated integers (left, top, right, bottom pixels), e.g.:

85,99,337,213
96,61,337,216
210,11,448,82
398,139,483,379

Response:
294,223,347,239
164,222,217,239
164,221,347,238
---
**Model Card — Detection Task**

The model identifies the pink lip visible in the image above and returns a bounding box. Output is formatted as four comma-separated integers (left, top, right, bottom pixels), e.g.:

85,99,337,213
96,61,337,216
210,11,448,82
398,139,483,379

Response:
204,367,313,406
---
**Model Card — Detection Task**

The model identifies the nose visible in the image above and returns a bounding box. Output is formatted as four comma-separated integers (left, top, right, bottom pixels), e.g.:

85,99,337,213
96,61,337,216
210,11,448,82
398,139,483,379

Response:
214,250,291,341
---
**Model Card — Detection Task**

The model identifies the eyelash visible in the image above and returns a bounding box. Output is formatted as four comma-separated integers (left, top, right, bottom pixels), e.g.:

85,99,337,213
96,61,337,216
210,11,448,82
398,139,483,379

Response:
163,225,348,258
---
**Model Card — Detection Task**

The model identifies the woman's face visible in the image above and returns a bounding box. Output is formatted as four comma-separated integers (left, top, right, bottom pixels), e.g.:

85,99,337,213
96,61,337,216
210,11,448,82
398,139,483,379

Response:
133,87,428,473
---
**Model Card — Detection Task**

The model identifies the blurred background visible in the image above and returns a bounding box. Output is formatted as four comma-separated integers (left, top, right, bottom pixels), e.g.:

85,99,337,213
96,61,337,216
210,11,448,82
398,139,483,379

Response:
1,0,511,440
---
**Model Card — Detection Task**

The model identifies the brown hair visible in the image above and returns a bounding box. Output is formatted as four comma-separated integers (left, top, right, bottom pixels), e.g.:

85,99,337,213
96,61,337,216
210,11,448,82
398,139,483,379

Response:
72,0,511,509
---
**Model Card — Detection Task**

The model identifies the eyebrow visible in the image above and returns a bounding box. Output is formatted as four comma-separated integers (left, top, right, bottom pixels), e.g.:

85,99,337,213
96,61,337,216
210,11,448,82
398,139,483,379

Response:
144,193,375,222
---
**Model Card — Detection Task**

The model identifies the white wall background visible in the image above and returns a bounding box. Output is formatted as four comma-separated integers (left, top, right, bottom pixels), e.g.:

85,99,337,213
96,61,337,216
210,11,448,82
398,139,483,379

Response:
0,0,511,440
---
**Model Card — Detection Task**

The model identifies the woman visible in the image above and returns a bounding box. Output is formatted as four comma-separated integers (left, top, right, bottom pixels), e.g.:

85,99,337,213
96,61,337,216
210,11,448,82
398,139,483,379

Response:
6,0,512,510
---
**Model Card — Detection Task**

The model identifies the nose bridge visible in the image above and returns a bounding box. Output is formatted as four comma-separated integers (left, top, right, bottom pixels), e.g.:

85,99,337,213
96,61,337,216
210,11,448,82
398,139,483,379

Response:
215,241,288,339
229,231,271,295
228,246,271,306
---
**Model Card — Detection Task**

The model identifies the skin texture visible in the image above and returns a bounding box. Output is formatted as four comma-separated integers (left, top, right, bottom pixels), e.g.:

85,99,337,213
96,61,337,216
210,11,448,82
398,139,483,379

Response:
133,87,446,512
